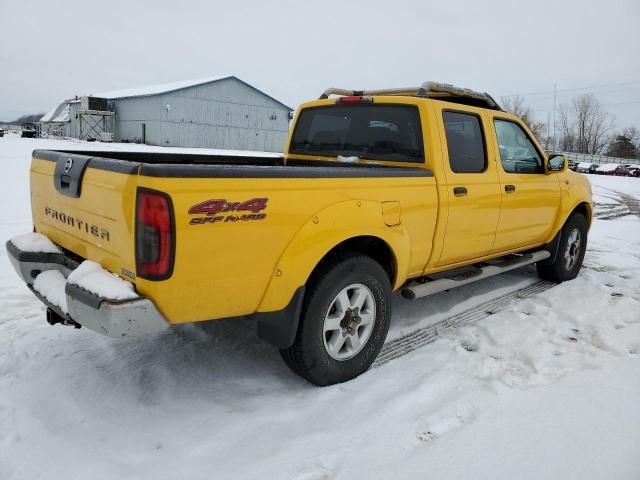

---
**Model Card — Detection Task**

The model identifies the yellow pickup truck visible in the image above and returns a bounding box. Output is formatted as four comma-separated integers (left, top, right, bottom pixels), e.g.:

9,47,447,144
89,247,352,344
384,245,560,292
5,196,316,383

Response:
7,82,592,385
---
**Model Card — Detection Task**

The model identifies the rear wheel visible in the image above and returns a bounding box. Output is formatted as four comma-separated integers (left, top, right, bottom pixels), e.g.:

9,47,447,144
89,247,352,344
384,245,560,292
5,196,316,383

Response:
537,213,588,282
280,254,391,386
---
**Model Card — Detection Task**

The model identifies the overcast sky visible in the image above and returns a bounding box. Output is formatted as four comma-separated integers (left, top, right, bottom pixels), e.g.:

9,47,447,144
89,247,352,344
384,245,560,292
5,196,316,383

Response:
1,0,639,129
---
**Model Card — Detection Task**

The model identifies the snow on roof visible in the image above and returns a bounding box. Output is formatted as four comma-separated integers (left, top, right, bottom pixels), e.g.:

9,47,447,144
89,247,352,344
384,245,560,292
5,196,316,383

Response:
40,105,59,122
40,76,292,121
90,75,293,110
40,102,71,123
91,75,233,100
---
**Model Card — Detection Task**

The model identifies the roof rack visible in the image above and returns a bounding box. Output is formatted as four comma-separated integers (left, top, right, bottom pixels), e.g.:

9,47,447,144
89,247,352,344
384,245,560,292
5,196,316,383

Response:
319,81,503,111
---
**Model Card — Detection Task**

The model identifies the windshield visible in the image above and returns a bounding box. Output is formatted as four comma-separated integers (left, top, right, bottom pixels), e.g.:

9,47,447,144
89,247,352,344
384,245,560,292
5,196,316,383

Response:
289,104,424,163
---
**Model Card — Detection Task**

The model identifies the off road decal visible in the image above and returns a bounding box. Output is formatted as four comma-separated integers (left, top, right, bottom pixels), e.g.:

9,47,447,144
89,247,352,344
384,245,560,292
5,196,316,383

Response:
188,198,268,225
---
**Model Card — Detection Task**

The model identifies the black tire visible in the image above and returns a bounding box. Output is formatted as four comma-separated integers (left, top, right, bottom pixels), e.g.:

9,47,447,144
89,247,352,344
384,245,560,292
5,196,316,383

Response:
280,254,392,386
537,213,588,282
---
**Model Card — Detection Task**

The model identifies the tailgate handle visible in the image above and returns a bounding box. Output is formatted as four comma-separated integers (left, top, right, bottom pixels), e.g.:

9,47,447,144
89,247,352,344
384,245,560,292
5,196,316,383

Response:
60,174,71,189
54,155,92,198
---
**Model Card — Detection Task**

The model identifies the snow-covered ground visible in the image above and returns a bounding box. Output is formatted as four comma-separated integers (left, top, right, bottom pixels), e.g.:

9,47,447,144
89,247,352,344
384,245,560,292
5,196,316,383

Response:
0,136,639,480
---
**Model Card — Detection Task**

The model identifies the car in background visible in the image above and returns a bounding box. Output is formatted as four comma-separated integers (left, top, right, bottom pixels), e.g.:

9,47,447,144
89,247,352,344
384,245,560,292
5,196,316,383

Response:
596,164,629,176
21,123,38,138
576,162,598,174
0,128,4,138
625,164,640,177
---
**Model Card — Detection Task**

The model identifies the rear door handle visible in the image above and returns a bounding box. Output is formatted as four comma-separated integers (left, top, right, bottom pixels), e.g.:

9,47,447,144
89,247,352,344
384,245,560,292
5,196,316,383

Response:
505,184,516,193
453,186,468,196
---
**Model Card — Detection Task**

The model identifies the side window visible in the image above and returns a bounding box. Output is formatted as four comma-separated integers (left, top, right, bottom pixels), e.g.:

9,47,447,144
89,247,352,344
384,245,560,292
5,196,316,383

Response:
494,119,544,174
443,111,486,173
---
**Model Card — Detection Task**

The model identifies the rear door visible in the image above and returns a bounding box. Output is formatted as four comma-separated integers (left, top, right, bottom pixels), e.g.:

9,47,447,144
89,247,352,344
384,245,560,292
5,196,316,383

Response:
434,106,501,266
489,116,561,253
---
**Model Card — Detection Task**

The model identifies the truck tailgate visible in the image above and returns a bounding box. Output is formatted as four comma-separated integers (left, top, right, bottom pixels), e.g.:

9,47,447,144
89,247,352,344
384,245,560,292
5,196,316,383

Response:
30,150,139,282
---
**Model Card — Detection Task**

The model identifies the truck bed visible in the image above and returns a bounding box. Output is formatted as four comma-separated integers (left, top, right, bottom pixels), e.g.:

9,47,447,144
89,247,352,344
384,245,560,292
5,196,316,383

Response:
29,148,437,324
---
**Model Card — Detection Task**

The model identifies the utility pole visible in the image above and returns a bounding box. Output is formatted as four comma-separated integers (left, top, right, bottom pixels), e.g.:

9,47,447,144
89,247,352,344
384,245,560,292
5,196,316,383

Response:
546,111,551,150
552,83,557,151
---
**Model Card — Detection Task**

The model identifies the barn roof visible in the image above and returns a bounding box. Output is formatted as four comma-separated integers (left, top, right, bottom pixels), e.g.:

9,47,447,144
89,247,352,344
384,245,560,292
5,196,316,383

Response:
90,75,292,110
40,102,71,123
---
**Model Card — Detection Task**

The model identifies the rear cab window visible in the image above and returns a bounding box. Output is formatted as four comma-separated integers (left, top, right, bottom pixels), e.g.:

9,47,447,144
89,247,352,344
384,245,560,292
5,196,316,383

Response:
289,104,424,163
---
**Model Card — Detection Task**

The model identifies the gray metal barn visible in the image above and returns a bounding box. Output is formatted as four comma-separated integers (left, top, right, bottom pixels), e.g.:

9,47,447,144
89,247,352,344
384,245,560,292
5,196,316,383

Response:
40,76,292,152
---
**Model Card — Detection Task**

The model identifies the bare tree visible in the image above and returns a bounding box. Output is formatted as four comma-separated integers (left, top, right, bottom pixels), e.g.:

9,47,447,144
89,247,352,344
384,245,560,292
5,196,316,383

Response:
557,93,614,154
500,95,547,143
574,94,614,154
558,104,576,151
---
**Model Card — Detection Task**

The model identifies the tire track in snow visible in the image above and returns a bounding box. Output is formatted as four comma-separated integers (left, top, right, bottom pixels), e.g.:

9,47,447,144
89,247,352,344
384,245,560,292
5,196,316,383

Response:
594,185,640,220
373,280,557,367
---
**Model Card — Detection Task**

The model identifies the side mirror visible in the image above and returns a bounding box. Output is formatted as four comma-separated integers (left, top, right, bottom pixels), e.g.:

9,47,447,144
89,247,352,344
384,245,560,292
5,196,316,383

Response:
546,154,566,173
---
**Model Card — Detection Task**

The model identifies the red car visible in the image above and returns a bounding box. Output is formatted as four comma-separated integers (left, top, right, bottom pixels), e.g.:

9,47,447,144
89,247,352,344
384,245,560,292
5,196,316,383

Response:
598,164,630,176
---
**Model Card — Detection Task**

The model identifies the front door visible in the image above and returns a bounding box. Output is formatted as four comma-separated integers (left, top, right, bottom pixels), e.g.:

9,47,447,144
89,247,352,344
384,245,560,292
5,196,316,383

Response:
490,117,561,253
435,108,502,266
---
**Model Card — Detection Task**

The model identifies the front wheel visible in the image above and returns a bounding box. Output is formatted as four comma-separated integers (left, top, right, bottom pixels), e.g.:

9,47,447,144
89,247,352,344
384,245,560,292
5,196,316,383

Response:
537,213,588,282
280,254,392,386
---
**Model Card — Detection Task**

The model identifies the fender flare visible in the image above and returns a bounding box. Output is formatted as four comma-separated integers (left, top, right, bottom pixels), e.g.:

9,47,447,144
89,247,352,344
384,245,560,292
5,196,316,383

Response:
254,200,410,348
547,174,593,242
544,200,592,263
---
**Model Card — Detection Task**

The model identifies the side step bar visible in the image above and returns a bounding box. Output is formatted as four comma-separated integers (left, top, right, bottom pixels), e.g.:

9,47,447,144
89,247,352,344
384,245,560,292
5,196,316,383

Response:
401,250,551,300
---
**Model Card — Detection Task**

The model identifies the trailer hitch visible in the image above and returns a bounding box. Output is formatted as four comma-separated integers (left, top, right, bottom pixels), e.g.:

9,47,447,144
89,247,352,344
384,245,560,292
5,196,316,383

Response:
46,308,82,329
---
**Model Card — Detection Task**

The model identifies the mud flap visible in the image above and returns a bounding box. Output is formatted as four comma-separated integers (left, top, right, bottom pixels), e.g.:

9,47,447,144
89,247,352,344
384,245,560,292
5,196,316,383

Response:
254,286,305,349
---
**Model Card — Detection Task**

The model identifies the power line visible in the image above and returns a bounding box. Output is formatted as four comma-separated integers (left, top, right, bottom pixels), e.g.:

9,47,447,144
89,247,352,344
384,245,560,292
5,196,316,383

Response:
500,80,640,98
601,100,640,107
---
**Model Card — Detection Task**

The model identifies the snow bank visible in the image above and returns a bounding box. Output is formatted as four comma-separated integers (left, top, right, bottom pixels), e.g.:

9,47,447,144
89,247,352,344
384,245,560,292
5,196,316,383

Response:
337,155,359,163
2,137,640,480
32,270,68,313
67,261,138,301
10,232,61,253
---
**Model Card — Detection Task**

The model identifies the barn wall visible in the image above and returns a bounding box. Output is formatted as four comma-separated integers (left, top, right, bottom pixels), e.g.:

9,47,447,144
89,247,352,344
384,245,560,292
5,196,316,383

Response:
113,96,164,145
69,103,81,138
112,77,291,152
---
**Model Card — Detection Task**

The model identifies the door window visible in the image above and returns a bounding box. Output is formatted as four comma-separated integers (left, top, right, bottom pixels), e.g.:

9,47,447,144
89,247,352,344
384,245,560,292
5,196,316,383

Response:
443,111,486,173
494,119,544,174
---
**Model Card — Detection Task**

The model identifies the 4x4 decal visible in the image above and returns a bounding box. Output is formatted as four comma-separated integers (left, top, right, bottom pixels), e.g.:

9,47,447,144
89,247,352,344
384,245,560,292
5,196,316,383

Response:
188,198,268,225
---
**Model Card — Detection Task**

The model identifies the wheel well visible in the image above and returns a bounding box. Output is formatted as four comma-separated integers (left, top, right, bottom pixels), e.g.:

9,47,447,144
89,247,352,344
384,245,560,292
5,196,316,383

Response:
572,202,592,227
311,236,396,285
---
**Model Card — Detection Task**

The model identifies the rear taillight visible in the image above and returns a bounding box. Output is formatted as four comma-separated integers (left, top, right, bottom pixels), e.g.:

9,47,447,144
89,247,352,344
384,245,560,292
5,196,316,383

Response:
336,95,374,103
135,188,175,280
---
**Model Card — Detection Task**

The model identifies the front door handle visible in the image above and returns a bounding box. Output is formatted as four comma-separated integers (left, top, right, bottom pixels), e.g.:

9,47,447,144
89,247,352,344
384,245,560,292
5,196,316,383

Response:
453,186,468,196
505,184,516,193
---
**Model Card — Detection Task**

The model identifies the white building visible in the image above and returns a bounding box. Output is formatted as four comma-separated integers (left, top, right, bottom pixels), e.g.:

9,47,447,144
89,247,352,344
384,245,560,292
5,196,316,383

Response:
40,76,292,152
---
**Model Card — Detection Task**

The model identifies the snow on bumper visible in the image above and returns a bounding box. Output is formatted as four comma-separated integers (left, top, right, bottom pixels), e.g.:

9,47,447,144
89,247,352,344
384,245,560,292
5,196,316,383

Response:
6,233,170,338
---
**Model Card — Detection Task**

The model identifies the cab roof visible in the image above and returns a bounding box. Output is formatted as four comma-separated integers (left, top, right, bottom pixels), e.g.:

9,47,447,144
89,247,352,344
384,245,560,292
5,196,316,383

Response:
319,81,503,111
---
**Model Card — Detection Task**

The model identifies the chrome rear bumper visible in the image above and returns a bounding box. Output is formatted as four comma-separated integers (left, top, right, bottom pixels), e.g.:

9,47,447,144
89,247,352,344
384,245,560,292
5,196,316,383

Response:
6,234,170,338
